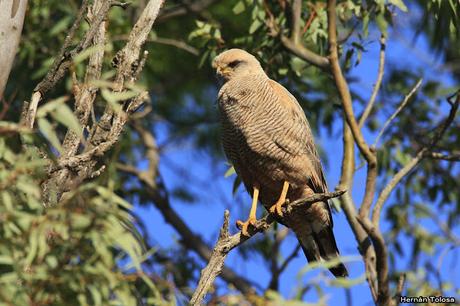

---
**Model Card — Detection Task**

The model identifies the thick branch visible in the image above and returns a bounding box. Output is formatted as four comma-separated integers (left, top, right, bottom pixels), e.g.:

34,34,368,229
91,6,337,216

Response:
327,0,381,302
357,217,389,306
337,122,378,302
190,190,346,305
281,36,331,71
327,0,377,221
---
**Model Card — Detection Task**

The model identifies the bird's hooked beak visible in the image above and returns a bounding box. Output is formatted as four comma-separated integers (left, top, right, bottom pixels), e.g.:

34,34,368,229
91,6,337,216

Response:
212,59,231,80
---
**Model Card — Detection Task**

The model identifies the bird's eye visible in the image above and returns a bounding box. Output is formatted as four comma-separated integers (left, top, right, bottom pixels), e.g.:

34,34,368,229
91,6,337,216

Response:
228,60,243,68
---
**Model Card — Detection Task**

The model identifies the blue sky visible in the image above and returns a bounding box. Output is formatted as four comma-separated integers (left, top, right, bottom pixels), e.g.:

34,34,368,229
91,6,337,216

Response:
133,7,459,305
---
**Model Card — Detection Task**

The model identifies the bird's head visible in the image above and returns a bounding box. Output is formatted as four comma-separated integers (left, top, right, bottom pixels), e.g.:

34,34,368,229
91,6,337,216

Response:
212,49,264,83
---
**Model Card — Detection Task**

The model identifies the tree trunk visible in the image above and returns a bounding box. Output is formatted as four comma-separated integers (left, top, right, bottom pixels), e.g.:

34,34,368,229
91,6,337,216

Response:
0,0,28,100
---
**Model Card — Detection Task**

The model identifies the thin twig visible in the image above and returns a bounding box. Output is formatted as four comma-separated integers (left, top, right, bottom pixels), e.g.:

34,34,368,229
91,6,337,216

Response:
373,78,423,147
190,190,346,305
424,151,460,161
393,273,405,306
359,34,386,128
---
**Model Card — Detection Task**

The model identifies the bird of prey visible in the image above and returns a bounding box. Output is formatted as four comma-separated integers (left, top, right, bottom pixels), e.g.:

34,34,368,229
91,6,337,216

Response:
212,49,348,278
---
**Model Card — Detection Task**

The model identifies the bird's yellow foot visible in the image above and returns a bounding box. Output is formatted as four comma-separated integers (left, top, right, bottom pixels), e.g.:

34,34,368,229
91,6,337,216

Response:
269,199,286,217
269,180,290,217
236,217,257,236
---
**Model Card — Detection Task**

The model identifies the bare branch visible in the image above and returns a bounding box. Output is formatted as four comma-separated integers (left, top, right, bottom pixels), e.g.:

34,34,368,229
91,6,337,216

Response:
190,190,346,305
157,0,220,22
149,37,199,55
373,78,423,147
372,92,460,225
359,34,386,128
22,0,113,128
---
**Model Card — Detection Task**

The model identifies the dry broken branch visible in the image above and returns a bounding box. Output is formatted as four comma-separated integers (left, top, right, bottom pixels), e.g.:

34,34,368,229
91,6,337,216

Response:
40,0,164,206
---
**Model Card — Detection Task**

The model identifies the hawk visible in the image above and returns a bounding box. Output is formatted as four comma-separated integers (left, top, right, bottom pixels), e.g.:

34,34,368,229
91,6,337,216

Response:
212,49,348,278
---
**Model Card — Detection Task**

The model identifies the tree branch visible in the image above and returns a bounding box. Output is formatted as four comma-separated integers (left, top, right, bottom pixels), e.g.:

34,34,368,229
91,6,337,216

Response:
327,0,377,221
373,78,423,147
359,34,386,128
357,217,390,306
372,92,459,226
336,121,379,301
278,0,330,71
22,0,112,128
0,0,28,100
190,190,346,305
119,124,257,296
423,151,460,161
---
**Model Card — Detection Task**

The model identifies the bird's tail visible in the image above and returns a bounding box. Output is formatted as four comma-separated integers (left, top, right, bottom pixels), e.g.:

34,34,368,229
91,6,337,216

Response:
295,225,348,278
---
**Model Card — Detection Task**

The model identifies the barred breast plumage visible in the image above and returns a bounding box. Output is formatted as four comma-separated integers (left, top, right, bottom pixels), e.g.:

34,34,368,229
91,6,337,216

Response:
213,48,348,278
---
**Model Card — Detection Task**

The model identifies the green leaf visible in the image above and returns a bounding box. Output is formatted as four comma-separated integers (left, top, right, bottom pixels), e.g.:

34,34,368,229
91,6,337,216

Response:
51,103,83,139
375,13,388,35
37,118,63,153
330,274,366,288
49,15,72,36
0,255,13,265
232,1,246,15
224,166,235,178
36,96,68,118
73,44,108,64
389,0,408,12
362,12,370,37
249,19,262,34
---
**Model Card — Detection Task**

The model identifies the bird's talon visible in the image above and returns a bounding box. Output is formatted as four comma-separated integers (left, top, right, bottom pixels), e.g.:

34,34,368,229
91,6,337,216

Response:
269,201,285,217
236,218,256,236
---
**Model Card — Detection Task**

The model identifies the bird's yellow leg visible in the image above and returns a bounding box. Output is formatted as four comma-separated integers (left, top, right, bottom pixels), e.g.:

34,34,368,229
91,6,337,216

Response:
269,181,289,217
236,185,259,236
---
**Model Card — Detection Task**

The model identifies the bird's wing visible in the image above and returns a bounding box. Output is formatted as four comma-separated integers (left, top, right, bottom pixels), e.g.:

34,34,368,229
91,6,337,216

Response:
267,79,328,195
